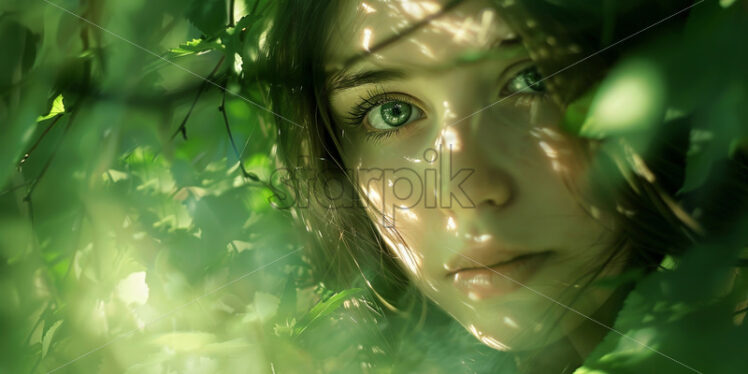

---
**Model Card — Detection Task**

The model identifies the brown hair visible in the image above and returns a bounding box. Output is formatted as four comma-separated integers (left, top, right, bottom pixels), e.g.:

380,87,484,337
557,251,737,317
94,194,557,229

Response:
259,0,746,317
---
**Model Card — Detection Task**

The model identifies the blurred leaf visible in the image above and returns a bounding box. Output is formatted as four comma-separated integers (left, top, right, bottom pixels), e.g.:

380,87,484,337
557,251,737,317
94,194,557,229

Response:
167,38,224,58
293,288,363,337
150,331,217,353
115,271,150,306
186,0,228,37
248,291,280,322
41,320,63,359
562,85,597,136
679,83,747,194
580,59,666,139
36,94,65,122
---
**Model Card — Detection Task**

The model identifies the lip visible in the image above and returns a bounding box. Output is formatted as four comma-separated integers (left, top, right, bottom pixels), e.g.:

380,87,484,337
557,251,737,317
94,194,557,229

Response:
447,251,553,300
445,244,542,275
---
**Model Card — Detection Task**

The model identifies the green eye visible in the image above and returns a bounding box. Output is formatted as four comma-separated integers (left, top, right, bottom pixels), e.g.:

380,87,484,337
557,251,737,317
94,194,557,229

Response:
503,66,546,96
366,101,423,129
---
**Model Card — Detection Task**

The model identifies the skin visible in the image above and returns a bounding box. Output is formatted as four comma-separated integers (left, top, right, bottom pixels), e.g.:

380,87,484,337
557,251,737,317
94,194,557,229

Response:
324,0,628,368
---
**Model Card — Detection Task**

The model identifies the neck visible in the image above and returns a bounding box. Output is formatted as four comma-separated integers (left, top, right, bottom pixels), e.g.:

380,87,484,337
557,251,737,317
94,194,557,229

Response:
512,286,630,374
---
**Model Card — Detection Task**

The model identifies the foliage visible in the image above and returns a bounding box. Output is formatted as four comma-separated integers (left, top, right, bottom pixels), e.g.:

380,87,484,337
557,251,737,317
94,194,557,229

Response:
0,0,746,373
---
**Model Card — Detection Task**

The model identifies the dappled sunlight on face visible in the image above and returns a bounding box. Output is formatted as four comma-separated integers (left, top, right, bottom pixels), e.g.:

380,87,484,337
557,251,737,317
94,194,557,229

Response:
326,0,626,351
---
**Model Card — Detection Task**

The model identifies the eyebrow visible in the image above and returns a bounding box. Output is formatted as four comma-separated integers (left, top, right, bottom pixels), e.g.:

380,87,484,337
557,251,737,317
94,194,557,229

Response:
329,69,408,93
328,36,525,93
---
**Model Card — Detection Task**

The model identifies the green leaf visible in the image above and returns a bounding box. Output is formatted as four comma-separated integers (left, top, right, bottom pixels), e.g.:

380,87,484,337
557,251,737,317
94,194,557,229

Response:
168,38,224,58
561,85,597,136
579,59,666,139
253,291,280,321
293,288,363,337
186,0,228,37
679,82,747,194
42,320,63,358
37,94,64,122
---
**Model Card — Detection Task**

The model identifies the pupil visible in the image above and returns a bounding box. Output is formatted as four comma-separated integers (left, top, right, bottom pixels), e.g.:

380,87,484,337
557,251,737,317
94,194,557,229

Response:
381,102,411,126
523,68,545,91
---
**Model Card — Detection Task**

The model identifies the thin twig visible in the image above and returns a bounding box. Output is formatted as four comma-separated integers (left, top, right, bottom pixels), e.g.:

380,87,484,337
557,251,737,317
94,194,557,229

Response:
171,55,226,140
24,111,77,221
218,79,258,181
228,0,235,27
217,81,290,208
19,113,65,168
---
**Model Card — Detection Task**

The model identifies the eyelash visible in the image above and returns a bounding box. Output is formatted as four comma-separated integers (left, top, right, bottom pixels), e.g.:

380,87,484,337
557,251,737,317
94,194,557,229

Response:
344,86,387,126
344,87,417,141
344,65,548,142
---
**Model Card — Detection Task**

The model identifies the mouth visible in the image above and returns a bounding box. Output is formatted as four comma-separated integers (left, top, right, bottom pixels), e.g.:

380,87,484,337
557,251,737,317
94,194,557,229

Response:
447,251,553,300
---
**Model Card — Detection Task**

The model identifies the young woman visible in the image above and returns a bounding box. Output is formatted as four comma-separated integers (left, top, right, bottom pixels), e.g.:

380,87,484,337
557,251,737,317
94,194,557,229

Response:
259,0,747,372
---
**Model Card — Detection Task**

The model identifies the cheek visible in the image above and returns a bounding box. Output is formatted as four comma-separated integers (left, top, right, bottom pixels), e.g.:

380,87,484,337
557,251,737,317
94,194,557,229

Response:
505,98,596,201
349,151,461,281
353,161,431,277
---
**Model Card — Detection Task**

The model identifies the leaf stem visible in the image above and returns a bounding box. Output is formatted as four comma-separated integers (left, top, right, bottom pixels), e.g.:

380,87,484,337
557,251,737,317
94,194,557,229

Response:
171,55,226,140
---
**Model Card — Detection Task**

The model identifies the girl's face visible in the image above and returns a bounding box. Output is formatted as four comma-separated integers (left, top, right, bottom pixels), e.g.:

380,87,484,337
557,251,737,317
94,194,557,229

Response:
326,0,624,350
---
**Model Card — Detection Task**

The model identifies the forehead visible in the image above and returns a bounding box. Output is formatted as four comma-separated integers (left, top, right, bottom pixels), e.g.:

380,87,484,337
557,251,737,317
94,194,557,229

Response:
326,0,515,73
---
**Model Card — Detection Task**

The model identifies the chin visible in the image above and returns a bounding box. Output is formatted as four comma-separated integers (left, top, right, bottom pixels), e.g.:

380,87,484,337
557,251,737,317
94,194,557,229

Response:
452,289,614,352
460,311,567,352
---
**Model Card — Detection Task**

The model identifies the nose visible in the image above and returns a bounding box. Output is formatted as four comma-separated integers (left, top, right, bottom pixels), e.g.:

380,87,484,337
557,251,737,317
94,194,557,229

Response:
435,108,515,218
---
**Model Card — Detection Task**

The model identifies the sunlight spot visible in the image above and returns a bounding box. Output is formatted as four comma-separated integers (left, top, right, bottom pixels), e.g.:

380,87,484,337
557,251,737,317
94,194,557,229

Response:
467,324,480,336
400,207,419,222
409,37,436,59
116,271,149,306
439,127,461,151
503,316,519,329
480,335,510,351
361,2,377,13
466,324,511,350
538,141,558,159
367,186,382,207
400,0,441,19
395,242,422,276
475,234,491,242
446,216,457,231
362,28,373,51
228,240,253,253
425,279,439,292
477,10,495,45
551,160,564,172
443,100,456,120
258,22,272,51
233,53,243,74
468,292,482,301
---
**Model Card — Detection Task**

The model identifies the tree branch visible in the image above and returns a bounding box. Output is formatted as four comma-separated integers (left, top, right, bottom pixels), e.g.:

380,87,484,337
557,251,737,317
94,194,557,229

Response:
229,0,236,27
171,55,226,140
218,79,258,181
24,110,77,222
19,113,65,168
